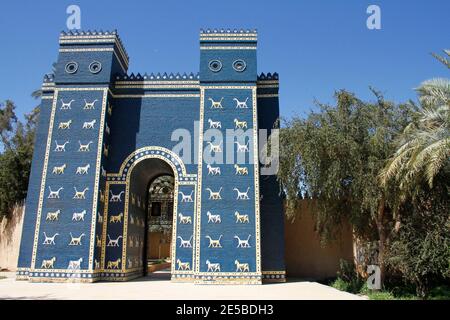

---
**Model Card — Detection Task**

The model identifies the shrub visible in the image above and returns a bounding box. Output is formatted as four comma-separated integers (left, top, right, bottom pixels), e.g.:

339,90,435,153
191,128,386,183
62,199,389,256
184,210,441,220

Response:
386,185,450,298
332,259,365,294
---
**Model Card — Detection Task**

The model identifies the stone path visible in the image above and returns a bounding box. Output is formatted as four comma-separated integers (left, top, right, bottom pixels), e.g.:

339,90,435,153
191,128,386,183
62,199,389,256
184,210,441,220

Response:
0,272,365,300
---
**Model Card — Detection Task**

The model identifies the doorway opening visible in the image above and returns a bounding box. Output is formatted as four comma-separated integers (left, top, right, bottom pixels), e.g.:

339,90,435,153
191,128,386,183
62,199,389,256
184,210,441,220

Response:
146,175,174,273
127,157,176,278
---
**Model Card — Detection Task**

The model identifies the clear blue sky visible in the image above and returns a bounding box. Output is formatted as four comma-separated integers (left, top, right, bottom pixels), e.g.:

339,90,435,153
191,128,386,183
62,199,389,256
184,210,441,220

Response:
0,0,448,121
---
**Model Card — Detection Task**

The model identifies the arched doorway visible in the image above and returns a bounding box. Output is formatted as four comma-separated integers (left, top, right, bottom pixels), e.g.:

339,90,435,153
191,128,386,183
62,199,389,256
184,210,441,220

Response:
146,175,174,271
126,157,176,277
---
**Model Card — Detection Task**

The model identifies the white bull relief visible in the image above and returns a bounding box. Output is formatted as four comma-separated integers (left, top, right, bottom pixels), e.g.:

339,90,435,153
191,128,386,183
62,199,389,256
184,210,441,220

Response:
206,211,222,224
52,164,67,175
176,259,190,271
67,258,83,270
78,141,93,152
208,119,222,129
235,260,250,272
234,164,248,175
76,164,90,175
234,118,248,129
58,120,72,130
207,141,222,153
206,260,221,272
72,210,87,221
178,213,192,224
207,164,221,175
82,119,96,129
235,211,250,223
46,210,60,221
41,257,56,269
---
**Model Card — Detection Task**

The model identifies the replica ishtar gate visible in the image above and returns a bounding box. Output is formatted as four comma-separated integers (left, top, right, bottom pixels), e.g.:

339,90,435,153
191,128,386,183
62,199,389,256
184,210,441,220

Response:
16,29,285,284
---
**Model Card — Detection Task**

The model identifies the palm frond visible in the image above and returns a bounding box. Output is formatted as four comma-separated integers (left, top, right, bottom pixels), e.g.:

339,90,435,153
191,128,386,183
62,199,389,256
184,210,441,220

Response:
432,50,450,69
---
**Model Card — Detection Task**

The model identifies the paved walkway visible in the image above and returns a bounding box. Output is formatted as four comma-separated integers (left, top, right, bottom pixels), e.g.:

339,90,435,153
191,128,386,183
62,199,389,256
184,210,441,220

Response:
0,272,365,300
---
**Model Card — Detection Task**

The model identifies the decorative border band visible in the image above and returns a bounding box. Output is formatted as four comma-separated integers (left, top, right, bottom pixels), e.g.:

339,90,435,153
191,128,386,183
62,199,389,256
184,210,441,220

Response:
200,46,257,50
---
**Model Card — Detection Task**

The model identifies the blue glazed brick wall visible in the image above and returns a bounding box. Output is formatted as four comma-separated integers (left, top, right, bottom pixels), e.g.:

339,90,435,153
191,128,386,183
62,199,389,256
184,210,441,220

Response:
18,29,286,283
17,95,54,271
34,89,105,271
257,95,286,273
199,89,258,274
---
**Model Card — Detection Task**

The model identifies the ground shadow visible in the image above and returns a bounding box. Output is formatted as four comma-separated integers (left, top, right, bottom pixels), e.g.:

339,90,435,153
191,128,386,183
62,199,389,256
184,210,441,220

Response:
0,295,55,300
129,271,171,283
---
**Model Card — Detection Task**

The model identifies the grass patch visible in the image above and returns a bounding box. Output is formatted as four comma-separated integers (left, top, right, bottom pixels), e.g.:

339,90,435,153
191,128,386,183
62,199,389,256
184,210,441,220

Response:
428,286,450,300
331,278,450,300
366,291,418,300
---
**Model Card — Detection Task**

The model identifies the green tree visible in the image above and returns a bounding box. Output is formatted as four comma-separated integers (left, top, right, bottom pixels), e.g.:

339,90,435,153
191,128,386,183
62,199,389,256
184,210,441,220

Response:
386,183,450,298
278,89,414,286
380,52,449,195
0,98,39,218
379,51,450,298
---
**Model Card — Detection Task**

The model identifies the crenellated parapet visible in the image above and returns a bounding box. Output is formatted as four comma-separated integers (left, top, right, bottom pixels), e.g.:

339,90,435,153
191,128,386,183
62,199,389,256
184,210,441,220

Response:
43,73,55,83
257,73,279,99
115,72,200,81
257,72,279,81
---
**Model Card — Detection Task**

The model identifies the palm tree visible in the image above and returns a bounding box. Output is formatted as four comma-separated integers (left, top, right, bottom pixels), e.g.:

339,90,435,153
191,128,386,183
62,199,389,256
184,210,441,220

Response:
381,51,450,194
432,49,450,69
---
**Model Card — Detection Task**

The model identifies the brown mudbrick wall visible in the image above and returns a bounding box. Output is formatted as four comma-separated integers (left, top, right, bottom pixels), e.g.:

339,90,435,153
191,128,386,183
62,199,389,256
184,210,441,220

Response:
284,201,354,279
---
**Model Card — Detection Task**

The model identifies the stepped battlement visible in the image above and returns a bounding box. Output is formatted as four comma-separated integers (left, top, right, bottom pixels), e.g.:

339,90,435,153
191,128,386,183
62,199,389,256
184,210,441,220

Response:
115,72,200,82
258,73,279,81
43,73,55,83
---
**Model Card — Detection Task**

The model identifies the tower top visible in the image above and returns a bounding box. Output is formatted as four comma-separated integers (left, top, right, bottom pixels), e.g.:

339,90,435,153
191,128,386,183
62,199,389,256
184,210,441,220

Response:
59,29,129,66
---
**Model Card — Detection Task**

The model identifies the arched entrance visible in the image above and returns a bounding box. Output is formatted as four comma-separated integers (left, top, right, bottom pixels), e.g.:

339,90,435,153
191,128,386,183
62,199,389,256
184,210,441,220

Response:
146,175,175,272
104,146,196,281
126,157,176,277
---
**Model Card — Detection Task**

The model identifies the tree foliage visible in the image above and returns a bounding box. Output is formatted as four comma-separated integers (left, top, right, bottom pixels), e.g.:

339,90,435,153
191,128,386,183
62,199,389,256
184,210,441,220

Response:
381,65,449,198
278,89,413,241
386,183,450,298
381,79,450,194
0,100,39,217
